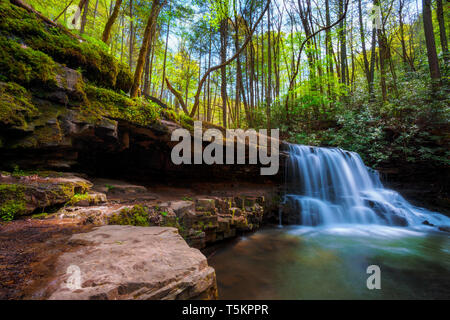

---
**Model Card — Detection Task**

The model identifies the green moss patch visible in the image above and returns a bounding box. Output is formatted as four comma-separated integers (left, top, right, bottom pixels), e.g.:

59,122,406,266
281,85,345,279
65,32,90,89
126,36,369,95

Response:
0,0,132,92
108,205,150,227
82,84,161,126
0,184,27,221
0,36,59,87
0,82,39,129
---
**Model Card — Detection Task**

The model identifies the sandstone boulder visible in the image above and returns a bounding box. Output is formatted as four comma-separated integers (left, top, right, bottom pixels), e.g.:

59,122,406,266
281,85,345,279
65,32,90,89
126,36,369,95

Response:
47,225,218,300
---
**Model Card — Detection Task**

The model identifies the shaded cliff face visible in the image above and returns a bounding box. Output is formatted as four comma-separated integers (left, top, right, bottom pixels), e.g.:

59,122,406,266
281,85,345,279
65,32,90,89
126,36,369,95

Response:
0,0,285,184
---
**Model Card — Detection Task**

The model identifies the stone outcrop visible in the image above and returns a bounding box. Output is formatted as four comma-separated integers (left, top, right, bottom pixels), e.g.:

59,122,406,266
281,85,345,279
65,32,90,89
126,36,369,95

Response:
47,225,218,300
105,194,278,249
0,172,92,219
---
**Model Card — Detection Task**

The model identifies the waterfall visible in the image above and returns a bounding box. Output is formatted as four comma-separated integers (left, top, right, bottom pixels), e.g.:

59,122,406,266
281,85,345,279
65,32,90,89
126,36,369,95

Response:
284,144,450,227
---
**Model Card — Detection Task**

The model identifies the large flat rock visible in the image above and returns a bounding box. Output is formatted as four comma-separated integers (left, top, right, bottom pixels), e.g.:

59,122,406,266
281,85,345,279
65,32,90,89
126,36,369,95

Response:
47,225,218,300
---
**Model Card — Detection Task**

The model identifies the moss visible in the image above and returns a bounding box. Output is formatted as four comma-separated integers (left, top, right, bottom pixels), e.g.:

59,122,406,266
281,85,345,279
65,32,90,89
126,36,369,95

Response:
179,114,194,131
31,212,48,219
115,62,133,92
0,82,39,129
52,184,75,201
108,205,150,227
0,200,25,221
82,84,161,126
66,192,90,206
0,183,27,221
0,36,58,87
0,0,132,92
0,183,26,195
33,123,63,146
85,84,135,111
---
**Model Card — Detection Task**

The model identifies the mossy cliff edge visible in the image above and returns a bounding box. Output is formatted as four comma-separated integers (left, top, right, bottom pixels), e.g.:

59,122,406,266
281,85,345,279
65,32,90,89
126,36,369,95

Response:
0,0,201,174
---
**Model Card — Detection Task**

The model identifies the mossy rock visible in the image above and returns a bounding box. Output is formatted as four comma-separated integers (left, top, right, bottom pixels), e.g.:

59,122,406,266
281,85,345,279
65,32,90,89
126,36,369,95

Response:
0,36,59,87
82,84,161,126
0,184,27,221
0,175,92,221
66,192,106,207
108,205,151,227
5,101,67,149
0,0,132,92
0,82,39,130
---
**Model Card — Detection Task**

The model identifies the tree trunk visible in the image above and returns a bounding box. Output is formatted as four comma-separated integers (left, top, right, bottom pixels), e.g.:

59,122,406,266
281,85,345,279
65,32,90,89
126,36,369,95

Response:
220,18,228,129
102,0,122,43
80,0,89,35
325,0,334,100
143,42,151,96
160,3,171,99
266,3,272,130
358,0,370,92
91,0,99,33
422,0,441,88
234,17,241,128
368,28,376,101
129,0,134,70
339,0,347,85
436,0,449,64
130,0,166,98
207,27,212,122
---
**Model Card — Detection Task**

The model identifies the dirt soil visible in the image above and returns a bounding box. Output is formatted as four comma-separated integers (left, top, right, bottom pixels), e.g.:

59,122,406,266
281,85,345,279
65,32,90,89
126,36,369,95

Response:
0,219,93,300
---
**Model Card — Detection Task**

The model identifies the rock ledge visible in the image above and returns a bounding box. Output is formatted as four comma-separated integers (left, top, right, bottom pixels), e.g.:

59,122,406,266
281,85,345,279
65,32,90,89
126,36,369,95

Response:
48,225,218,300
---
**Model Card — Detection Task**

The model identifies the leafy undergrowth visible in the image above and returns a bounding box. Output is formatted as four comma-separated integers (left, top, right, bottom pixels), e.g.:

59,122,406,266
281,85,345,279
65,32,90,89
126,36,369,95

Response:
274,76,450,170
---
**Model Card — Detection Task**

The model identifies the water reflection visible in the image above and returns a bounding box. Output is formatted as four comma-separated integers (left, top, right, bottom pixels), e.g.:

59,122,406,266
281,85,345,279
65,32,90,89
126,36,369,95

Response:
208,226,450,299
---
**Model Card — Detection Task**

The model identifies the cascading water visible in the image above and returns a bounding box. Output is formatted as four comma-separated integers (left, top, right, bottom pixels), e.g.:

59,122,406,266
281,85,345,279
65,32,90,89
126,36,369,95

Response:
284,144,450,227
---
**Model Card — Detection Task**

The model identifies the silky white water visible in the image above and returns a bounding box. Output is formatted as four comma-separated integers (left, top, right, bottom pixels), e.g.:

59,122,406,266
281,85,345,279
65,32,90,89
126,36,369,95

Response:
284,145,450,227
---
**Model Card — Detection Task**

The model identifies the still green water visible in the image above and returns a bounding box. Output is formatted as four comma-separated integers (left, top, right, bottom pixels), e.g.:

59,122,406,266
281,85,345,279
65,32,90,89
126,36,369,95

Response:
208,225,450,299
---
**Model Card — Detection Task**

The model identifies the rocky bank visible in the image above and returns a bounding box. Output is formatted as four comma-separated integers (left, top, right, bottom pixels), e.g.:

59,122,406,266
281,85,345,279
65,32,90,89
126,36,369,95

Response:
0,171,280,300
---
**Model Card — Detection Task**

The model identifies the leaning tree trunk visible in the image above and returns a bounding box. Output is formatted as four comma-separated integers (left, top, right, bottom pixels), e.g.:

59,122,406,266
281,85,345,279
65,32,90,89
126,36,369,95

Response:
102,0,123,43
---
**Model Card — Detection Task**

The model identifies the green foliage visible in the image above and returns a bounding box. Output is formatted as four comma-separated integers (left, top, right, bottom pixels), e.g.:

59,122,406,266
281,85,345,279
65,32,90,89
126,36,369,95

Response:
281,71,450,169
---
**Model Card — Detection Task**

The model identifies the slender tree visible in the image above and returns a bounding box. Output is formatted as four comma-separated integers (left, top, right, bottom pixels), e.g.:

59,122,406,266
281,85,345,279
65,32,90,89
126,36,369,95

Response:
102,0,123,43
130,0,167,98
436,0,448,64
422,0,441,88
